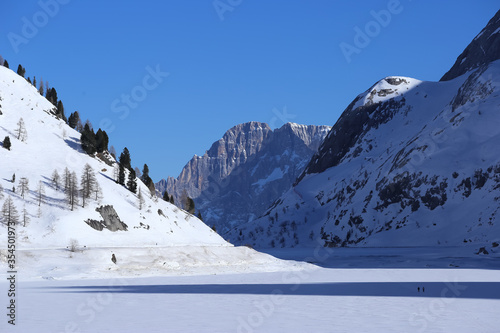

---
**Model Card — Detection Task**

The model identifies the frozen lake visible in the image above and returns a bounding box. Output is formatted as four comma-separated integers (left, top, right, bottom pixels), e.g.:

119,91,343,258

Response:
2,264,499,332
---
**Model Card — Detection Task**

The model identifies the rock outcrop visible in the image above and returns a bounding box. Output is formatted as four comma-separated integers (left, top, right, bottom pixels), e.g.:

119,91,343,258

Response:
441,10,500,81
85,205,128,232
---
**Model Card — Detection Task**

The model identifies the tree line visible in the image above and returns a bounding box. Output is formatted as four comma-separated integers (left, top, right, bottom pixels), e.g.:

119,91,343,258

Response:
0,58,110,155
1,56,203,218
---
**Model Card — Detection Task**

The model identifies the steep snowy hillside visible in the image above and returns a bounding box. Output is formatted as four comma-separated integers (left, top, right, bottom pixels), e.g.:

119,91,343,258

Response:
0,66,303,279
157,122,330,234
230,14,500,250
0,65,224,248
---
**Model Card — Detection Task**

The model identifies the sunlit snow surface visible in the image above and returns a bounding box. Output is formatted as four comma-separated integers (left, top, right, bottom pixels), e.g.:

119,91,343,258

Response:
1,249,499,333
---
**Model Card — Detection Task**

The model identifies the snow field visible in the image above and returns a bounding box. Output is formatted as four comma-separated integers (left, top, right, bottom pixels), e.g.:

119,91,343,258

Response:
0,266,498,333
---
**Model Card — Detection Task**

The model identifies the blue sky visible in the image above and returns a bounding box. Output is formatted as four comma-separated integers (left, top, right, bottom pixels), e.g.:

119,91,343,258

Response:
1,1,498,180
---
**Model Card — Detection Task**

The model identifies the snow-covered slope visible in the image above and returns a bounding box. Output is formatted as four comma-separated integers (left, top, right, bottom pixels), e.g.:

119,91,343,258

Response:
0,65,304,279
230,16,500,250
0,65,224,248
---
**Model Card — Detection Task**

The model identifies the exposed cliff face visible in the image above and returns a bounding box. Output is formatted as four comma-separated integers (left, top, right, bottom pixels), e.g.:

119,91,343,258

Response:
165,122,273,200
229,11,500,249
441,10,500,81
156,122,330,233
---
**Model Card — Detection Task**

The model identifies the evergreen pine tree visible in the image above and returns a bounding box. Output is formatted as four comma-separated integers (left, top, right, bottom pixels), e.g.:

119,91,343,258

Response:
3,136,11,150
119,148,132,171
84,119,93,131
103,131,109,151
95,129,109,153
3,60,9,69
16,64,26,78
56,100,67,122
118,164,126,186
186,197,195,214
197,211,203,221
127,169,137,193
141,164,153,187
163,190,169,201
95,129,104,152
80,123,96,155
169,195,174,205
46,87,58,106
33,76,37,88
68,111,81,129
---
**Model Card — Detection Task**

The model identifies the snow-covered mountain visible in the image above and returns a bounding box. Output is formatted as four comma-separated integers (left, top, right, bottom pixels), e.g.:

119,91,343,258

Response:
230,10,500,250
156,121,330,234
0,65,302,279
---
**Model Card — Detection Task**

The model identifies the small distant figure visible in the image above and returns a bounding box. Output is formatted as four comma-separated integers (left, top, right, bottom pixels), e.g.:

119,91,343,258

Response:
111,253,117,264
417,287,420,292
422,287,425,293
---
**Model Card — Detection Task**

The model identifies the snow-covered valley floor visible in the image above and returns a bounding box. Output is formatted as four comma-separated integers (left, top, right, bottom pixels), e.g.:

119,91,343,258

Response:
1,247,499,333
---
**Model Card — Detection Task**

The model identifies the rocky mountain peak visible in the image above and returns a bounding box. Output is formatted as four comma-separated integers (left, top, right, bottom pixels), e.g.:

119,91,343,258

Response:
207,121,271,157
277,122,332,151
441,9,500,81
157,121,330,233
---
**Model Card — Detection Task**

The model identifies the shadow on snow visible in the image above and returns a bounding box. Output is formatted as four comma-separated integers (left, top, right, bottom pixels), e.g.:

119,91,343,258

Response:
44,281,500,299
